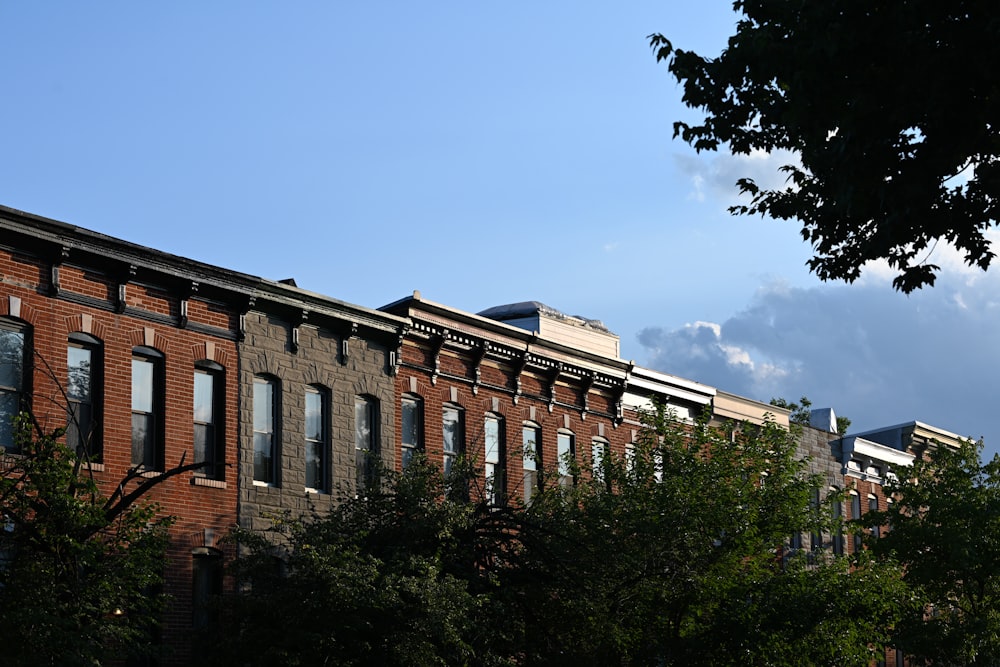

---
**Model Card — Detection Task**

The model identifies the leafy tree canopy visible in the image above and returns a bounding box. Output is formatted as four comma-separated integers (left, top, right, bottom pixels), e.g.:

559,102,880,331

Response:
222,407,902,666
0,415,176,666
651,1,1000,292
868,438,1000,666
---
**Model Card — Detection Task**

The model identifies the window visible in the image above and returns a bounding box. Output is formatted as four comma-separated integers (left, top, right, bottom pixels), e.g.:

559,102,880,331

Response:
401,395,423,470
522,423,541,504
851,492,863,553
305,386,327,492
191,547,223,632
0,320,28,453
484,414,504,506
557,430,575,488
193,361,224,479
355,395,378,494
131,347,164,470
66,334,101,459
810,488,822,551
591,437,608,485
253,376,277,484
625,442,636,475
831,488,844,556
869,495,881,539
442,405,464,477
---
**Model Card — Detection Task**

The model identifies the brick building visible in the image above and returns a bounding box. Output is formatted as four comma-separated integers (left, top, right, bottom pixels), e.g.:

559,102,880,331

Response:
0,204,969,666
0,205,257,663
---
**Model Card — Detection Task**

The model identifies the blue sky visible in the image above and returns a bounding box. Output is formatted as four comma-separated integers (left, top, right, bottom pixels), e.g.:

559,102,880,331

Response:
3,3,996,455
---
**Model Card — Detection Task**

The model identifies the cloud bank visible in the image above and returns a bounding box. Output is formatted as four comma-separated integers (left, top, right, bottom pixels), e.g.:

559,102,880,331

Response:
637,266,1000,454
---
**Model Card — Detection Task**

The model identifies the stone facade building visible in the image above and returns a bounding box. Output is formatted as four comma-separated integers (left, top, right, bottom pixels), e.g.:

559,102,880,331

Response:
236,282,406,530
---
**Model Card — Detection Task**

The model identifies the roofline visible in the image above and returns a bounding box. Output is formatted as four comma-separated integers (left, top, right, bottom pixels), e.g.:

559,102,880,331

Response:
381,291,632,373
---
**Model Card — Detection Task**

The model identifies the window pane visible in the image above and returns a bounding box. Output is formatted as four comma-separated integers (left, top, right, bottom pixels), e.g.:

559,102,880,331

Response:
253,380,273,432
132,412,154,466
132,358,153,413
0,330,24,389
305,390,322,441
355,397,376,493
402,398,420,449
522,426,538,472
254,432,273,483
193,372,214,424
67,346,92,401
355,398,372,451
442,408,461,455
306,441,322,490
558,432,574,487
485,417,500,464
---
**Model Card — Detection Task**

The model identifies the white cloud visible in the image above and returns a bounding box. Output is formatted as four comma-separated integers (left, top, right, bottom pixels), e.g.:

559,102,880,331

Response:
674,149,802,207
636,267,1000,455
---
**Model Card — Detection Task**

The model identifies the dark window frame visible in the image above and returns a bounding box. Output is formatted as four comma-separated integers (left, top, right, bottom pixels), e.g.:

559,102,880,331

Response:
131,346,165,471
67,333,102,460
401,394,424,470
304,385,328,492
252,375,279,485
193,360,224,480
0,318,30,454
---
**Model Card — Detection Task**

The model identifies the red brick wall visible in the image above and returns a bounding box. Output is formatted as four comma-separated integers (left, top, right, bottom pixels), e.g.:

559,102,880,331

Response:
1,248,239,666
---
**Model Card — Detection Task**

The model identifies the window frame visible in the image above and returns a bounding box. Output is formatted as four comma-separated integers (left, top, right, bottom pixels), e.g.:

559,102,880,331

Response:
131,346,165,471
304,385,328,492
400,394,423,470
442,404,464,477
0,319,30,454
557,429,576,488
850,491,863,553
522,422,541,504
193,360,224,480
252,375,279,485
66,333,102,460
355,395,379,495
591,436,609,486
484,413,505,506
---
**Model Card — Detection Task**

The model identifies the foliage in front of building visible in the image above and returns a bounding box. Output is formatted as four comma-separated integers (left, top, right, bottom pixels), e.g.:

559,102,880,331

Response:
215,407,906,667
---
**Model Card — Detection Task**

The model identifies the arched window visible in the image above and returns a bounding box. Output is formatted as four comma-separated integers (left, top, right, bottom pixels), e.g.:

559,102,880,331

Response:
557,429,576,488
305,385,328,492
591,437,609,485
253,376,279,485
484,413,505,506
194,360,224,479
401,394,423,470
830,487,844,556
132,346,164,470
355,395,379,494
442,404,464,477
0,318,30,453
67,333,102,459
522,422,541,504
850,491,863,553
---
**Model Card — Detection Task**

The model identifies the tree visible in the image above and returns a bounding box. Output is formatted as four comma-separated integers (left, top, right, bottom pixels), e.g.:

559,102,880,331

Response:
214,456,516,667
506,406,902,666
770,396,851,434
867,438,1000,666
650,1,1000,292
221,408,904,666
0,414,182,666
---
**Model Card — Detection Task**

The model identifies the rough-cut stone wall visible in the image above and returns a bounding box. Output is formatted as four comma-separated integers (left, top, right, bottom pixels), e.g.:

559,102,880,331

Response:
238,311,395,529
